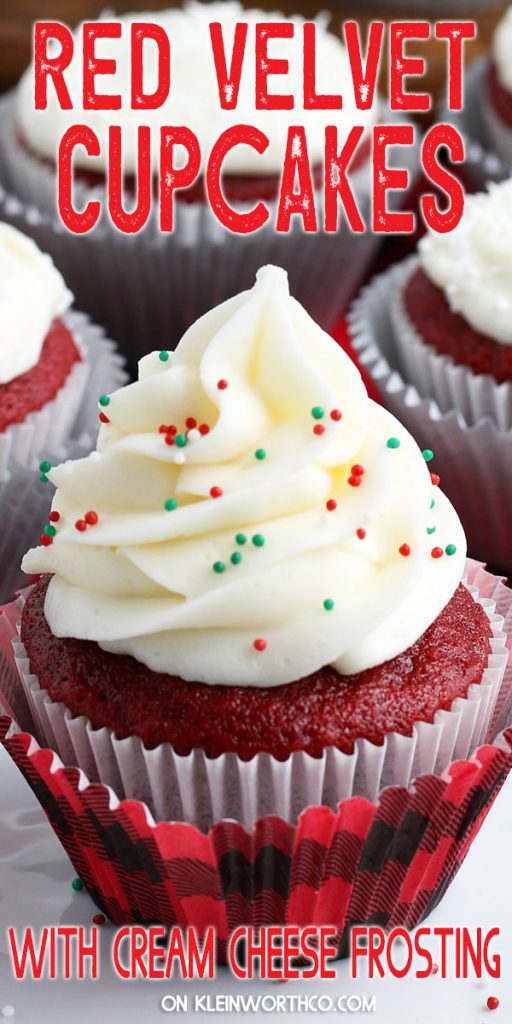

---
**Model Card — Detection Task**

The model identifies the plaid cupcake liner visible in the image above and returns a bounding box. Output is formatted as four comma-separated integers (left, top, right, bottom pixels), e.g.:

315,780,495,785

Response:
0,565,511,956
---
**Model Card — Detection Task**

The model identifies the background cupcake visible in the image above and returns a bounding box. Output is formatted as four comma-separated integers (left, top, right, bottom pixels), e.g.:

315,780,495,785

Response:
0,2,418,366
1,268,511,949
349,180,512,570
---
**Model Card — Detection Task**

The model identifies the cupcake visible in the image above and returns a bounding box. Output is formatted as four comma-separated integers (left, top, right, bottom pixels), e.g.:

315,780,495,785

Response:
1,266,510,949
485,6,512,165
349,180,512,569
0,3,409,362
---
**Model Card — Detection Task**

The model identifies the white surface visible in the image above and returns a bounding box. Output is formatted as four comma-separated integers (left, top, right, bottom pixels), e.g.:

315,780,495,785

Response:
0,741,510,1023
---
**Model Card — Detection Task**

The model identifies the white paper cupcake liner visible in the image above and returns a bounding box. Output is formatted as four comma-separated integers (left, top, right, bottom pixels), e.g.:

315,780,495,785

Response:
0,311,127,483
0,563,506,832
349,261,512,569
0,92,420,362
440,57,512,191
388,255,512,432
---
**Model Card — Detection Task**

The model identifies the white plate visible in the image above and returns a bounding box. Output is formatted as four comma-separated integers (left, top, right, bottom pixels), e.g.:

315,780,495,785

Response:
0,743,511,1023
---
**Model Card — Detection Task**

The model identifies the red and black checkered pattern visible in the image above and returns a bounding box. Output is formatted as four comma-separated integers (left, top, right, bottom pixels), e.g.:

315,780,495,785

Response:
1,715,510,962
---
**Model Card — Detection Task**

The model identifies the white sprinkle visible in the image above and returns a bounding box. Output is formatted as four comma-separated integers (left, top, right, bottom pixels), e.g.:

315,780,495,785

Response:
174,452,186,465
187,429,200,443
2,1006,15,1019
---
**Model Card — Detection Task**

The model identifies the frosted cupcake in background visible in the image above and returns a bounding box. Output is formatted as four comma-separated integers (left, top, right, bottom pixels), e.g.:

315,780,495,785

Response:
0,2,416,362
0,223,127,602
0,267,510,949
349,179,512,569
485,6,512,165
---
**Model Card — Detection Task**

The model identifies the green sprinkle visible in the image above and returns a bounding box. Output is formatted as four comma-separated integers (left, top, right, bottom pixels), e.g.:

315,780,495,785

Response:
39,460,52,474
174,433,187,448
422,449,434,462
311,406,325,420
430,499,435,510
235,533,247,546
39,474,49,484
426,526,436,535
230,551,242,565
164,499,177,511
213,561,226,574
43,524,57,537
445,544,457,556
323,598,335,611
255,448,266,461
252,534,265,547
387,437,400,449
71,877,84,892
159,351,170,362
98,394,110,407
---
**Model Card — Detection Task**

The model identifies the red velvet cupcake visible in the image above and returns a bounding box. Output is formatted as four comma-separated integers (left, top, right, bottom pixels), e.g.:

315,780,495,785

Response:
13,266,506,830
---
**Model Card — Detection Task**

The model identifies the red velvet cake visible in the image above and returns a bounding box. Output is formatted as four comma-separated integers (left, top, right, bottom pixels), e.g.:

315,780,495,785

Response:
403,266,512,385
0,319,81,432
487,62,512,132
21,575,491,761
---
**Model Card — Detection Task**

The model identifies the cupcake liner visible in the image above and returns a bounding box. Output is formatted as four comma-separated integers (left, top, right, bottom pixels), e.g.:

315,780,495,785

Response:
0,92,420,363
0,563,510,950
0,562,507,833
388,256,512,432
0,311,127,483
439,58,512,192
349,261,512,571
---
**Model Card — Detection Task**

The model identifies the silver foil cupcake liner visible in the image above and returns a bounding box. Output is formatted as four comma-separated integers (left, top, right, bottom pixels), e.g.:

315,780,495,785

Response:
0,92,420,363
388,255,512,432
349,260,512,569
0,563,507,832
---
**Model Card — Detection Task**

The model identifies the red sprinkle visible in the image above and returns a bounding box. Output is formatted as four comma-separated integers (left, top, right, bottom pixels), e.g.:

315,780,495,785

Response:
399,543,411,557
210,486,223,499
487,997,500,1011
430,472,441,486
253,638,267,652
158,424,169,434
40,534,53,546
185,417,197,429
217,379,228,390
166,425,177,437
75,520,87,532
92,914,106,926
85,510,98,526
199,424,210,435
326,499,337,511
48,511,60,523
356,528,366,540
431,546,444,559
164,435,175,446
330,409,342,421
348,475,362,487
99,412,110,424
313,424,325,436
431,964,439,976
351,464,365,476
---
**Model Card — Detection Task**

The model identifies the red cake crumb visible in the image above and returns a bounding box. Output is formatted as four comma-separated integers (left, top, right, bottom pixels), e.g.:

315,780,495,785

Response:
0,319,81,432
488,62,512,130
21,576,491,761
404,267,512,385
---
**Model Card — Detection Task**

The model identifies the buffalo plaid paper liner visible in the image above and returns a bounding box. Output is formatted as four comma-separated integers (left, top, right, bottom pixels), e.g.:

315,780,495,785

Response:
0,565,511,960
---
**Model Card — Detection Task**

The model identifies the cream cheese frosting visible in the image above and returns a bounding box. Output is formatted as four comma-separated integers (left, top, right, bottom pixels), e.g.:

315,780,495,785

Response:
22,265,466,687
0,223,72,385
493,6,512,95
418,180,512,347
16,1,376,176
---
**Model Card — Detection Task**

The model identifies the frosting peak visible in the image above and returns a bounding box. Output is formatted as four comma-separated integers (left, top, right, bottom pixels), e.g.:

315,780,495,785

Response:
22,266,466,686
419,180,512,347
0,223,72,384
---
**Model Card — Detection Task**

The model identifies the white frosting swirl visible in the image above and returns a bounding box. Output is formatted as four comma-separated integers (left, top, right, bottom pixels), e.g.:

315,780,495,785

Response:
493,6,512,94
16,1,375,175
0,223,72,385
22,266,466,687
419,180,512,346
